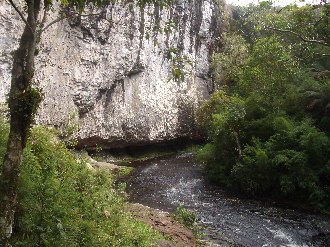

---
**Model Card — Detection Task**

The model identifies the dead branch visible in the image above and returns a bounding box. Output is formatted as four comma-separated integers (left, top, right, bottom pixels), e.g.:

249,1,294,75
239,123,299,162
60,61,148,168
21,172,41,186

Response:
267,26,330,47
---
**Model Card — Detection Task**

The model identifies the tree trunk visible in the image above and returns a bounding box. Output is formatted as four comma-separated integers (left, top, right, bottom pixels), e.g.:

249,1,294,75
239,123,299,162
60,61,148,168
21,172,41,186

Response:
0,1,41,245
233,130,242,158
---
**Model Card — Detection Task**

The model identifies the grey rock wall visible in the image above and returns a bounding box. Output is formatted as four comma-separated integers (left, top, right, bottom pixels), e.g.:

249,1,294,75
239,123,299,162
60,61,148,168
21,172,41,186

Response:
0,0,224,149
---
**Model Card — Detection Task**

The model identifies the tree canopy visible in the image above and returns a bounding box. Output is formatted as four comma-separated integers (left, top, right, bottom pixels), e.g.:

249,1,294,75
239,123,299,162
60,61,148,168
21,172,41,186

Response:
197,0,330,212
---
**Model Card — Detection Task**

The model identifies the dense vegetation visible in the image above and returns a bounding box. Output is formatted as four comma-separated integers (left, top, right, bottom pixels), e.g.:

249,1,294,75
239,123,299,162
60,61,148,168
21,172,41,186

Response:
0,118,162,246
197,1,330,211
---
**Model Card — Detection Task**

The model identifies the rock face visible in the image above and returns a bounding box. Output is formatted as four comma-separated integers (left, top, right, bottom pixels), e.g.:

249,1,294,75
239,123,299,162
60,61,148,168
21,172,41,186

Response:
0,0,224,149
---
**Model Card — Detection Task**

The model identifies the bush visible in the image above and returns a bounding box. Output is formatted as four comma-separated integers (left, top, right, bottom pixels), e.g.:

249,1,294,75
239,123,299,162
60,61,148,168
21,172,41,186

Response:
231,117,329,209
174,206,196,230
230,140,274,196
197,91,330,210
198,1,330,213
0,121,162,246
196,91,245,184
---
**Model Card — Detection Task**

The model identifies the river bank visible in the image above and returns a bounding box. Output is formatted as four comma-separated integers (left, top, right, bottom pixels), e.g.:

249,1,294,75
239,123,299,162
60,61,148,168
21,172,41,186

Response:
86,152,203,246
128,203,197,247
124,153,330,247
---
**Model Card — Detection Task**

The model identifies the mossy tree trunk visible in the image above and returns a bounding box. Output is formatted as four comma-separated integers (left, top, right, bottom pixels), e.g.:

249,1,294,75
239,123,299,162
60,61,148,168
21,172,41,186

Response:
0,0,41,245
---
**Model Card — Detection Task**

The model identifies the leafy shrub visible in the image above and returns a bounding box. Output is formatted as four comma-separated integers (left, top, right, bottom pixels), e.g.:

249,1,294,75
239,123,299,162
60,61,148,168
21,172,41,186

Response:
196,91,245,184
212,33,249,88
230,140,274,196
0,121,162,246
174,205,196,230
230,117,329,209
197,89,330,210
197,14,330,211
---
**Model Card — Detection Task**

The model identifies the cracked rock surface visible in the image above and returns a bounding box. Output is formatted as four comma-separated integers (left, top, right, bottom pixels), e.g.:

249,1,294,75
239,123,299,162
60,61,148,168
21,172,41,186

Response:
0,0,224,148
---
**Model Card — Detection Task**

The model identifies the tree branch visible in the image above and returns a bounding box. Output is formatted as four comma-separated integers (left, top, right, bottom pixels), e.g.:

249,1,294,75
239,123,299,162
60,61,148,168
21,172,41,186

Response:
37,6,49,41
6,0,33,33
266,26,330,47
39,11,107,35
315,53,330,56
39,14,67,34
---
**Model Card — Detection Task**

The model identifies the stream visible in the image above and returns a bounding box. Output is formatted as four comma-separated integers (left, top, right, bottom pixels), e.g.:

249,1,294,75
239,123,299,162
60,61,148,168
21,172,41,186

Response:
125,153,330,247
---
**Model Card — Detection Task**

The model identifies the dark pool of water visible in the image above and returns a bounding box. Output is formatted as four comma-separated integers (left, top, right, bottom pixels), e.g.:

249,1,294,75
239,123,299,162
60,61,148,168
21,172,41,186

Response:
125,153,330,247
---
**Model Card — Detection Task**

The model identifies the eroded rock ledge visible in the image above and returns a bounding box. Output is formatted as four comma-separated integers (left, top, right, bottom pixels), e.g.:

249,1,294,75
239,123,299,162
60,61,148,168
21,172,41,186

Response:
0,0,225,148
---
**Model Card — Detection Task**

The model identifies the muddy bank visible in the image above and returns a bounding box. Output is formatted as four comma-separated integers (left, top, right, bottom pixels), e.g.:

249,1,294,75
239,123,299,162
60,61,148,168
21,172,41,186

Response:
128,203,197,247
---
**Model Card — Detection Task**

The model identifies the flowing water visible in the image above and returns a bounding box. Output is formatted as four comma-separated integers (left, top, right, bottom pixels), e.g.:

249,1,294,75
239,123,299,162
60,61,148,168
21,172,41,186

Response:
125,153,330,247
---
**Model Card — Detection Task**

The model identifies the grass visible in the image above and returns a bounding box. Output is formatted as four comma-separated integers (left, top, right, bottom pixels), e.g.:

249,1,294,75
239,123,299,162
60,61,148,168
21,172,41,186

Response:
173,205,197,230
0,118,165,246
173,205,205,244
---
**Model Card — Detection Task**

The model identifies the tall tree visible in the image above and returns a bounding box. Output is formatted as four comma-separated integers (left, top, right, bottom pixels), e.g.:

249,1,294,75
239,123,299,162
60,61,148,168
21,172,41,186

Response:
0,1,44,244
0,0,172,245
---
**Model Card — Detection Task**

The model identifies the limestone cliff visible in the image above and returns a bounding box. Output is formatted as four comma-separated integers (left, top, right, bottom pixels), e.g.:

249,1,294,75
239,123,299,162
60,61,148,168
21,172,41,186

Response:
0,0,224,148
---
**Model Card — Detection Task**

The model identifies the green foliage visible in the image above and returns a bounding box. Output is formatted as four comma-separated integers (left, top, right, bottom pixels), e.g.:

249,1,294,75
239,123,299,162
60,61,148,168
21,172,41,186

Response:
198,88,330,210
198,95,330,209
13,87,43,126
196,90,245,134
116,166,134,177
230,140,274,196
0,118,9,165
173,205,196,230
239,36,299,103
196,91,245,184
232,117,329,203
0,121,163,246
230,1,274,44
137,0,173,9
197,1,330,211
232,1,330,68
212,33,249,88
61,110,79,148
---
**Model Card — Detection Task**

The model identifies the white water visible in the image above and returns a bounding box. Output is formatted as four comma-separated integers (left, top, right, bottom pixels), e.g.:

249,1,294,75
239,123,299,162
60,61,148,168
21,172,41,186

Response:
126,153,330,247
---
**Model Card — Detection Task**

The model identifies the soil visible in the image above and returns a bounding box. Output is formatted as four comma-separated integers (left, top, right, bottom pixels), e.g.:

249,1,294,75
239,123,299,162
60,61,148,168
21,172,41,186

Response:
128,203,197,247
